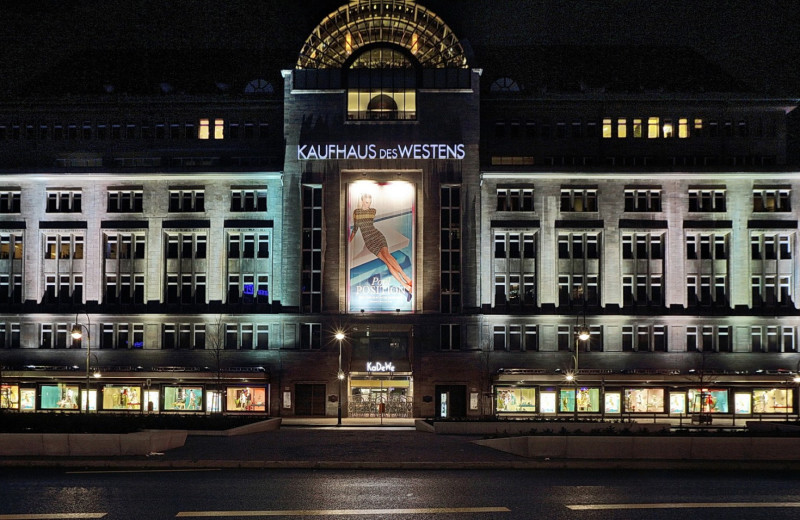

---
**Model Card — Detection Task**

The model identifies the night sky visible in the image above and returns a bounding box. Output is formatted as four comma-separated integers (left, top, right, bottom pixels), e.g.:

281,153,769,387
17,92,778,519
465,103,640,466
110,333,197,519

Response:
1,0,798,96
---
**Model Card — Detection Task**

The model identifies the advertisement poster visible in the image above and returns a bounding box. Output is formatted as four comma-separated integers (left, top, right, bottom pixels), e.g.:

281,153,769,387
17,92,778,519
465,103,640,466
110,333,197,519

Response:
163,386,203,411
226,386,267,412
40,384,80,410
1,384,19,409
102,385,142,410
347,180,415,312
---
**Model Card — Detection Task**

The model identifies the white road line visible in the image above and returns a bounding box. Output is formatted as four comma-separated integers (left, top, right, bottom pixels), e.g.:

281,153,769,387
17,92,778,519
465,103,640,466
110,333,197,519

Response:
0,514,106,519
67,469,221,475
176,507,511,517
568,502,800,510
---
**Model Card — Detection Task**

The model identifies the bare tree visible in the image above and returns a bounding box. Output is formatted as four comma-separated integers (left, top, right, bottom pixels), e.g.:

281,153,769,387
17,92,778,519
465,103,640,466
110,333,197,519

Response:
205,315,226,414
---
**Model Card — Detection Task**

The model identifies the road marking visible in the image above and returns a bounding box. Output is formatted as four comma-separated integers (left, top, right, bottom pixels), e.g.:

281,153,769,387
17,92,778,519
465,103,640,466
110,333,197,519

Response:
0,514,106,519
568,502,800,510
176,507,510,517
67,469,221,475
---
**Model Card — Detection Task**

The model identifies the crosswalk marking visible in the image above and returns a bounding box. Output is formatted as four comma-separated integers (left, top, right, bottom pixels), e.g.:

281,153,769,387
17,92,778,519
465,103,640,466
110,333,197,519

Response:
568,502,800,510
176,507,510,517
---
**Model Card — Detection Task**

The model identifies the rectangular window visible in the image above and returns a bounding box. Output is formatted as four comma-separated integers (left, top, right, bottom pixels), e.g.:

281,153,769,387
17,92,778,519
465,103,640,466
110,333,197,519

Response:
107,188,143,213
441,185,462,314
168,189,205,212
602,118,612,138
560,188,597,212
617,118,627,138
753,188,791,212
440,324,461,350
496,188,534,212
688,188,726,212
632,118,643,138
231,188,268,212
300,323,321,350
623,188,661,212
302,185,323,313
678,118,689,138
46,189,81,213
0,190,21,213
647,117,660,138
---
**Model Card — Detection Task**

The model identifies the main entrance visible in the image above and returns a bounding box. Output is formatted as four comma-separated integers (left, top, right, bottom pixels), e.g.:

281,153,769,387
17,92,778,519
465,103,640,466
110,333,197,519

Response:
349,374,413,417
294,383,326,416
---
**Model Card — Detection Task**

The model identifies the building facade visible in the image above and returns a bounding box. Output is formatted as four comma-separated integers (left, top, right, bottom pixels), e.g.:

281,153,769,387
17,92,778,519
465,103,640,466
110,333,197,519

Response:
1,0,799,421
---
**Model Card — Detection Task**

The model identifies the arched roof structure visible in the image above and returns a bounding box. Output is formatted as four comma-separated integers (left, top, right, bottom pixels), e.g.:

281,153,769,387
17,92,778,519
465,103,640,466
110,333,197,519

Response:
297,0,468,69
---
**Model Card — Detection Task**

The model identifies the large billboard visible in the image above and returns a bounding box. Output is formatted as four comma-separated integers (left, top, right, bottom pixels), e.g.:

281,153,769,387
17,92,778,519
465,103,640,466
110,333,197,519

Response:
347,180,415,312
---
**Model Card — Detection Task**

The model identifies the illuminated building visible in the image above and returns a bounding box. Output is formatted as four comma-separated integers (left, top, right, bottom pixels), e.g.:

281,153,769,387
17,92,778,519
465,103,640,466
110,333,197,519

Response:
1,1,798,420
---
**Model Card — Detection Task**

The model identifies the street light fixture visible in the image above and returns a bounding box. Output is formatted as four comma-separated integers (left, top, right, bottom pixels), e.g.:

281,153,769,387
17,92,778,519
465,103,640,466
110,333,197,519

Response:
335,331,346,426
70,313,94,412
571,323,591,420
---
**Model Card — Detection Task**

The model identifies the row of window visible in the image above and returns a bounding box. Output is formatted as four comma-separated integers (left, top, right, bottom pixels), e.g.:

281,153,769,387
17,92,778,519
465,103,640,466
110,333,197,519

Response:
493,117,777,140
0,119,270,141
0,188,268,214
439,324,797,353
494,187,791,213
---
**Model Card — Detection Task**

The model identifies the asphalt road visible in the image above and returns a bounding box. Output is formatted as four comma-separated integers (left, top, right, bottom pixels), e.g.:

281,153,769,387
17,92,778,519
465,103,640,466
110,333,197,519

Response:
2,468,800,519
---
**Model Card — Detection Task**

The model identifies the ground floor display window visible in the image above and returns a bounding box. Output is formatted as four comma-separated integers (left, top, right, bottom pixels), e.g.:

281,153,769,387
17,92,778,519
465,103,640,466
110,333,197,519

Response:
1,384,19,409
496,386,536,413
688,388,728,413
40,383,80,410
624,388,664,413
669,392,687,414
20,388,35,410
752,388,792,414
226,386,267,412
101,385,142,411
605,392,621,414
207,391,221,413
540,391,557,413
144,390,159,412
559,387,600,412
735,393,752,414
349,376,412,417
163,386,203,411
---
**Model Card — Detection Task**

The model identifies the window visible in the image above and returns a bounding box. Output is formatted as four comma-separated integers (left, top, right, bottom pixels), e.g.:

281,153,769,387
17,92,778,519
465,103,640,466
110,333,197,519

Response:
632,118,643,138
624,188,662,212
647,117,660,138
602,118,612,138
678,118,689,138
662,119,674,138
0,274,22,304
493,325,506,350
558,232,601,307
558,324,602,352
751,326,795,353
231,188,268,212
687,325,729,352
617,118,627,138
622,274,663,307
198,118,224,140
441,185,462,313
107,188,143,212
168,189,205,212
256,325,269,350
440,324,461,350
46,189,81,213
100,323,144,349
0,190,21,213
162,323,205,349
43,234,84,260
165,232,206,259
560,188,597,212
0,322,21,348
493,231,536,306
300,323,321,350
301,185,323,313
224,323,255,350
751,275,792,307
104,232,145,260
753,189,791,212
496,188,534,211
622,325,667,352
688,188,726,212
693,118,703,137
686,274,727,307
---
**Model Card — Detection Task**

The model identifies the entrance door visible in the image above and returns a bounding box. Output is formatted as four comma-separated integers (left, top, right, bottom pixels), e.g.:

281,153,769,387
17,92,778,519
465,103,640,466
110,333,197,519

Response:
435,385,467,418
294,384,326,416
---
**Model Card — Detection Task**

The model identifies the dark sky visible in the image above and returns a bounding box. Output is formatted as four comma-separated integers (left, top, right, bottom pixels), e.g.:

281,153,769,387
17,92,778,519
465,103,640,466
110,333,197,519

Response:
2,0,798,96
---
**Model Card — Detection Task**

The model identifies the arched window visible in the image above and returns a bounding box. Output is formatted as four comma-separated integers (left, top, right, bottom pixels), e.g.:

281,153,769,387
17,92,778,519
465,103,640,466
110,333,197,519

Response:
490,77,521,93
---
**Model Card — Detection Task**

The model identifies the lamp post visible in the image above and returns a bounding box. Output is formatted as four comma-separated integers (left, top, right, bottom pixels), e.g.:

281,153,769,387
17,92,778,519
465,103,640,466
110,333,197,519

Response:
568,323,591,420
70,313,96,412
335,331,345,426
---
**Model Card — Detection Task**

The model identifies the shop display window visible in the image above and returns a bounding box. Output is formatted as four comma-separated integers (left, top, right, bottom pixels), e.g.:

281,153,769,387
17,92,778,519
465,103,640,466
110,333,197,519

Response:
101,385,142,411
1,384,19,409
144,390,159,412
540,391,557,413
495,386,536,413
669,392,686,414
688,388,729,413
20,388,35,411
752,388,792,414
163,386,203,411
40,384,80,410
559,387,600,412
735,393,752,414
207,391,222,413
226,386,267,412
605,392,621,414
624,388,665,413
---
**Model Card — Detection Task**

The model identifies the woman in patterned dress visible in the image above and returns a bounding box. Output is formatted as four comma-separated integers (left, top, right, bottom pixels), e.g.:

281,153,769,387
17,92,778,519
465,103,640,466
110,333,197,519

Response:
349,192,413,300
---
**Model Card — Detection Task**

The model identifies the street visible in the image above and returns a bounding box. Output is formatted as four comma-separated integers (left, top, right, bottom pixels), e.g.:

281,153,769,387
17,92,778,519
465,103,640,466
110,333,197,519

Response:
2,468,800,519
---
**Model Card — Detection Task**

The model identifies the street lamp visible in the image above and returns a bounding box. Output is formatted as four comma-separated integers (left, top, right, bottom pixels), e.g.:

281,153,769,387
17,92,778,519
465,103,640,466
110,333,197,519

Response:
70,313,94,412
570,323,591,420
335,331,345,426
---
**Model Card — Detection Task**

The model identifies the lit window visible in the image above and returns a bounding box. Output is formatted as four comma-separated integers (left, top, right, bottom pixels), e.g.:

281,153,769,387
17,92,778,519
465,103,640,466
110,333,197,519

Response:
199,119,210,140
214,119,224,140
617,118,627,138
694,118,703,136
602,119,612,138
662,119,674,138
648,117,660,138
678,118,689,138
632,118,643,138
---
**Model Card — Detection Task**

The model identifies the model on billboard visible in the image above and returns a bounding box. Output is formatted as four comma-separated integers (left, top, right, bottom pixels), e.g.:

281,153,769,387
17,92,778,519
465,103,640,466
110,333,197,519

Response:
349,192,413,301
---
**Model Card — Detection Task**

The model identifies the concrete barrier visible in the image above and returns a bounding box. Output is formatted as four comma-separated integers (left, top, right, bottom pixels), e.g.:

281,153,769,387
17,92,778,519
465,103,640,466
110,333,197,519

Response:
0,430,188,457
428,420,670,435
475,435,800,461
187,418,282,436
